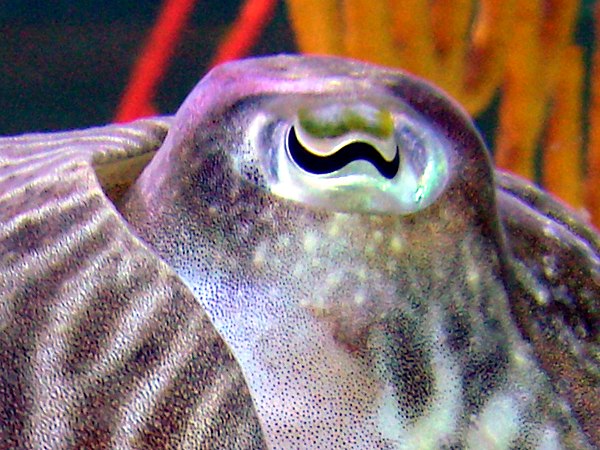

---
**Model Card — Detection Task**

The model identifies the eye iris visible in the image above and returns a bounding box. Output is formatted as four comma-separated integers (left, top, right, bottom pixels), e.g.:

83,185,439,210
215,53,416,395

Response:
287,126,400,179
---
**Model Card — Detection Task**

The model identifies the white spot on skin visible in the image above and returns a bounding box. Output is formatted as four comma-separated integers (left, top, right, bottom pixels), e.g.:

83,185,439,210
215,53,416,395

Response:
377,384,407,442
536,426,562,450
357,268,368,282
467,270,480,290
542,224,559,239
542,254,557,280
372,230,383,243
354,291,366,305
466,393,521,449
390,235,404,253
325,271,342,288
461,239,482,293
253,241,269,268
509,344,531,371
512,259,554,307
277,235,291,248
328,222,340,237
533,285,550,306
293,262,306,278
303,231,318,253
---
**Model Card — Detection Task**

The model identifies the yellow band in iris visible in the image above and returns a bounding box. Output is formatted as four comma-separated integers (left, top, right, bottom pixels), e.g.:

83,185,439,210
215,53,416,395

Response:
298,106,394,139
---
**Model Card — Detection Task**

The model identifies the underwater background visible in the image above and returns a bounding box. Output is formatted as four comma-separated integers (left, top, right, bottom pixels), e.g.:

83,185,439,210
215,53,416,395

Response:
0,0,598,225
0,0,294,134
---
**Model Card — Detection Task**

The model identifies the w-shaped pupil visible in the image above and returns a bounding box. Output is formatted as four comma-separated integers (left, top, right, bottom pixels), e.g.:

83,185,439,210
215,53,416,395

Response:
287,126,400,179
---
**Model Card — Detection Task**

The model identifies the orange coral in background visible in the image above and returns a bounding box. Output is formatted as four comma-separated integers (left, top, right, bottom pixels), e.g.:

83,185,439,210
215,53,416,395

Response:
588,3,600,227
287,0,515,116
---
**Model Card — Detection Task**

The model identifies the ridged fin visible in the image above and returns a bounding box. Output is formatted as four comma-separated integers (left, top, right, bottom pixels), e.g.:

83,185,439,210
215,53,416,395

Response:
0,119,268,449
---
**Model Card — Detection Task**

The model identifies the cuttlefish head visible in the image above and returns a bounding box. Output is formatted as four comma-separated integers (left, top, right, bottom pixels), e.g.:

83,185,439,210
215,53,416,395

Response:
126,54,502,339
141,54,495,218
122,56,524,447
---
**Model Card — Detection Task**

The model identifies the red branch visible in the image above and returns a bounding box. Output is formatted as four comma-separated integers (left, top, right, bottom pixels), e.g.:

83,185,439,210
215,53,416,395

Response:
115,0,197,122
209,0,277,67
115,0,277,123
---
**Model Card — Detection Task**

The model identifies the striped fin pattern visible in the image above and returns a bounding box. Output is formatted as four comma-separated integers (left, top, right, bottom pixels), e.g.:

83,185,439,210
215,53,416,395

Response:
0,119,267,449
497,171,600,446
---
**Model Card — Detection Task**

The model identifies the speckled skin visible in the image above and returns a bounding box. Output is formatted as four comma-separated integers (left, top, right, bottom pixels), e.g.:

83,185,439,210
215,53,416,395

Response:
121,56,596,448
1,55,598,449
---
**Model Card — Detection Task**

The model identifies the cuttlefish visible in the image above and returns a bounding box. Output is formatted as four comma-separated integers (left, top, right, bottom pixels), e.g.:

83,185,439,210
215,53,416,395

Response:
0,55,598,449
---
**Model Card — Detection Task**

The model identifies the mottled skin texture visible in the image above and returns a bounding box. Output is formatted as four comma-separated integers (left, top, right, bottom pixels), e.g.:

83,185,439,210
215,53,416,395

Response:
0,55,598,449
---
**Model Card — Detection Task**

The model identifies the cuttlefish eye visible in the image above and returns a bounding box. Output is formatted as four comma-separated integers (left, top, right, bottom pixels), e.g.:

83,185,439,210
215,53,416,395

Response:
249,98,451,215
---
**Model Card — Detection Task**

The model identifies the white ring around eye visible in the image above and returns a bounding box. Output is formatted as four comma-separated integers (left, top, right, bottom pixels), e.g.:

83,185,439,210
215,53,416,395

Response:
241,104,451,215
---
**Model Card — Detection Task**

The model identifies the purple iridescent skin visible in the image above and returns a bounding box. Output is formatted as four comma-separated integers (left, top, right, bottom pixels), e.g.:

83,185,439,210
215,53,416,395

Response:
1,55,597,449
